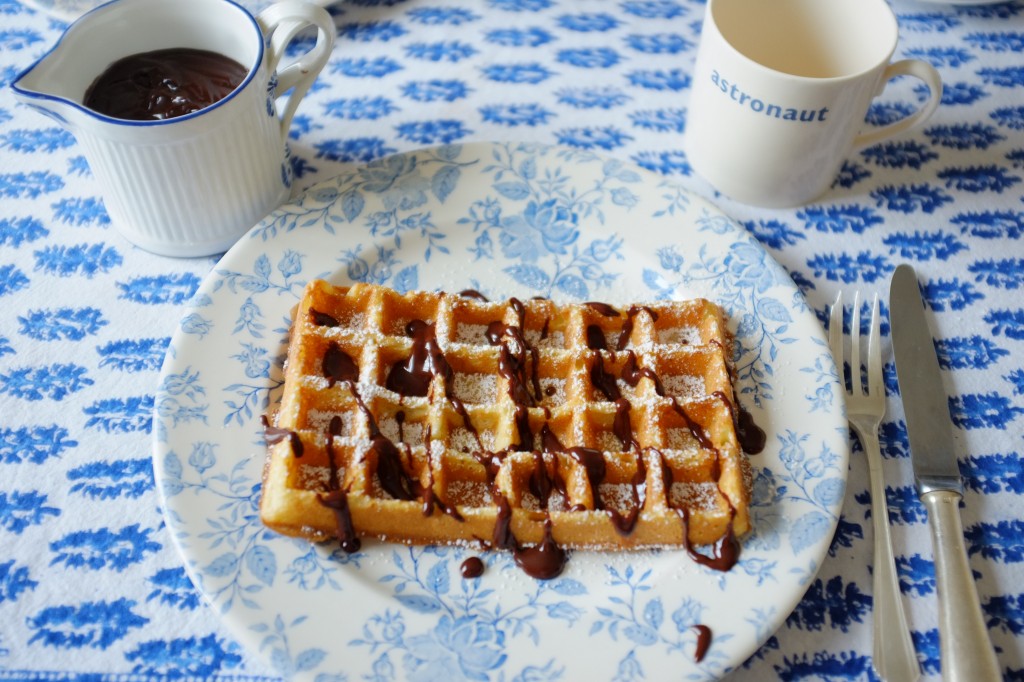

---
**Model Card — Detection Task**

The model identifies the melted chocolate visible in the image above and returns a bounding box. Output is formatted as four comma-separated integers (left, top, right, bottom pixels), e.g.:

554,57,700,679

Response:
589,352,621,401
420,440,464,521
309,308,339,327
84,48,247,121
261,415,303,458
568,447,606,506
541,424,627,520
324,416,343,488
737,408,766,454
528,451,553,507
386,319,452,397
373,435,416,501
513,520,567,580
657,449,739,571
323,342,359,386
676,504,740,571
487,311,541,412
460,556,485,578
616,305,657,351
317,416,360,553
613,398,634,450
608,451,646,536
319,489,360,553
586,324,608,350
620,350,664,396
712,390,765,455
669,399,716,453
584,301,620,317
458,289,489,302
493,494,516,551
692,624,712,662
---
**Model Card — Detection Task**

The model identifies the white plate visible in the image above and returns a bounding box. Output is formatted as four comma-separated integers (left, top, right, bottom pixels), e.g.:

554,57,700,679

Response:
153,142,847,681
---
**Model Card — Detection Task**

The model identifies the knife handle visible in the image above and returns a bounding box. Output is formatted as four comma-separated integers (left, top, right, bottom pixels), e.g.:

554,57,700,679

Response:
921,490,1002,681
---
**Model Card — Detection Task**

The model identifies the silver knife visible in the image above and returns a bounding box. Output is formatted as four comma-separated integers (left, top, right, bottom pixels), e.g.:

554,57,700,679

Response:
889,264,1001,681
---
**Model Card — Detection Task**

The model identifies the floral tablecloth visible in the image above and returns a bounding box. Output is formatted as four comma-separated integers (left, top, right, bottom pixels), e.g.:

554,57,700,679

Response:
1,0,1022,680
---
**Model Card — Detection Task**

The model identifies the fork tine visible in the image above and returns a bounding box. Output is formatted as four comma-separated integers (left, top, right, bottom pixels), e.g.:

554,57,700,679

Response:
851,292,863,396
828,292,844,387
867,294,882,397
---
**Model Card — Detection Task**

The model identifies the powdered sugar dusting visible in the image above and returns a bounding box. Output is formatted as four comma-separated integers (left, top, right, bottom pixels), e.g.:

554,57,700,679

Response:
300,464,335,489
521,490,567,512
455,322,490,345
307,410,358,436
453,372,497,404
539,378,566,405
669,481,719,510
661,374,706,400
599,482,643,513
446,479,492,507
597,430,624,453
658,326,698,345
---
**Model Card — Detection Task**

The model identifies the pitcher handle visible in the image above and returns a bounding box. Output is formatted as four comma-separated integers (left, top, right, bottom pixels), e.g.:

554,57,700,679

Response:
853,59,942,149
257,1,335,139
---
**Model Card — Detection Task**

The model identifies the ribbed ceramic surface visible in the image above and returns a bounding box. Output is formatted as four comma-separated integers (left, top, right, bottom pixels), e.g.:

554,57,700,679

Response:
79,88,287,256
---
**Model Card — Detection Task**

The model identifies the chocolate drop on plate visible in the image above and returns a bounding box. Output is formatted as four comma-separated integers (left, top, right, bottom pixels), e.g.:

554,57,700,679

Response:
460,556,485,578
692,624,712,662
737,408,766,454
84,48,248,121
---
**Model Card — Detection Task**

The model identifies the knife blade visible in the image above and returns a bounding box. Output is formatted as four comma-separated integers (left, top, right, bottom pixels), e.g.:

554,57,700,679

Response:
889,264,963,497
889,263,1001,682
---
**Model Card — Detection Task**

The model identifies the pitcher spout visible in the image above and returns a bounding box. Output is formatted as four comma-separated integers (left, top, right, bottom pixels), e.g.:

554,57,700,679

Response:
12,58,82,130
10,0,139,131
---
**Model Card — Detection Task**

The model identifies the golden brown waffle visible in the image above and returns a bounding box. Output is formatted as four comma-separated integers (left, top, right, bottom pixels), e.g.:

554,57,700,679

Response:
260,280,752,558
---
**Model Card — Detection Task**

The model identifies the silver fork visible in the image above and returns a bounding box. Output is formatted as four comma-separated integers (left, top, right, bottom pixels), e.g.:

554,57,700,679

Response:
829,292,920,682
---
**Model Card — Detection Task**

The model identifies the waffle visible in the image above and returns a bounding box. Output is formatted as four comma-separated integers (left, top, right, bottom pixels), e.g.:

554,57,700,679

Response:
259,280,752,557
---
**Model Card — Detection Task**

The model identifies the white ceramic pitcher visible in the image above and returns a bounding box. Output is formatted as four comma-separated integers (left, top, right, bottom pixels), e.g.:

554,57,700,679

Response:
12,0,335,257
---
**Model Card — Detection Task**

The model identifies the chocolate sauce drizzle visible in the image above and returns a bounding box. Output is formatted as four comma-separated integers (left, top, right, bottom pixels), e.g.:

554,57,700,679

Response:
458,289,489,302
586,324,608,350
692,624,712,662
317,416,360,553
386,320,452,397
617,305,658,351
323,341,359,386
513,519,567,580
656,448,740,572
620,350,664,396
584,301,620,317
309,308,340,327
261,415,303,458
302,296,746,577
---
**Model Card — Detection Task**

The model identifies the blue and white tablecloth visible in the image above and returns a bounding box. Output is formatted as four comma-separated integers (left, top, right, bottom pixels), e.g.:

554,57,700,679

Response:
1,0,1022,679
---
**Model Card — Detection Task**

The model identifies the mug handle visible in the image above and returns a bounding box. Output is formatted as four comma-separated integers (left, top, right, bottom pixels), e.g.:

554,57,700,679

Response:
852,59,942,149
257,1,336,138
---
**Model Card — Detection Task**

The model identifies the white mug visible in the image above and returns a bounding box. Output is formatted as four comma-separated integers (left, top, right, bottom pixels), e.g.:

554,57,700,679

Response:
685,0,942,208
13,0,335,257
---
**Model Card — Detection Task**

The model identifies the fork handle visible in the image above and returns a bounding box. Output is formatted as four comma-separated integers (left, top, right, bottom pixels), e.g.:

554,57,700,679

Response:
856,425,920,682
921,490,1002,682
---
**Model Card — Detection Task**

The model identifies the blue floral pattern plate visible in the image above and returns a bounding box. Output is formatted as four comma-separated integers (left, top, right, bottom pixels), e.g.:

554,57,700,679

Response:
153,142,847,681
